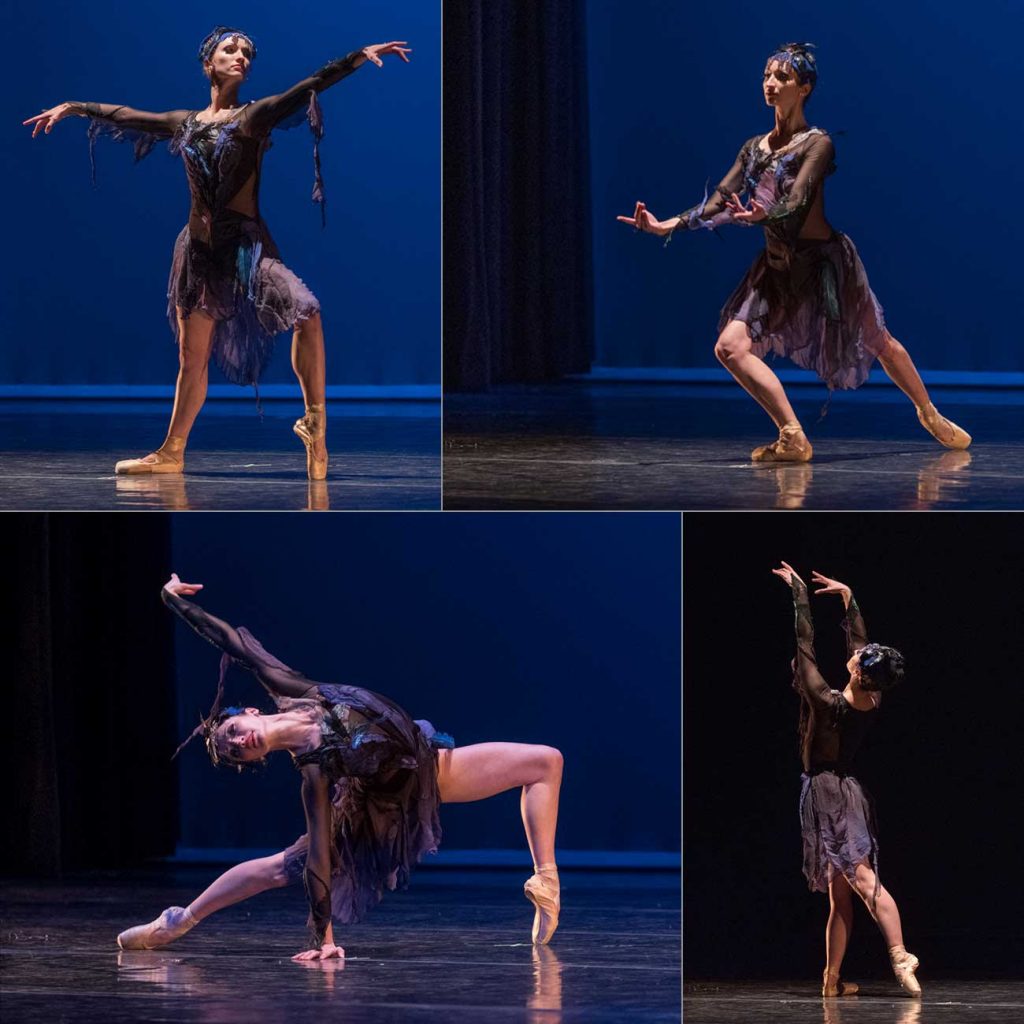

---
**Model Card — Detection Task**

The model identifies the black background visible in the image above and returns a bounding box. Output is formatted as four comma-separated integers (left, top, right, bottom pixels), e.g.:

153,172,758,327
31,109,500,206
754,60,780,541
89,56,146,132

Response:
684,512,1024,980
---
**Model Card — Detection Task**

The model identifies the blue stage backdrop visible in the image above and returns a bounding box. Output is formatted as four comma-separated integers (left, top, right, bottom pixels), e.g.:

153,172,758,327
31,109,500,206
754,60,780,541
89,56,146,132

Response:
587,0,1019,375
4,1,438,388
169,513,681,860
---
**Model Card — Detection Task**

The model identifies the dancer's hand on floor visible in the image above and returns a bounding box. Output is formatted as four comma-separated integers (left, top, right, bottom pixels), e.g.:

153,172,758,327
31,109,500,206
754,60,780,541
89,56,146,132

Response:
292,942,344,961
771,561,804,586
810,571,851,599
163,572,204,597
616,202,675,236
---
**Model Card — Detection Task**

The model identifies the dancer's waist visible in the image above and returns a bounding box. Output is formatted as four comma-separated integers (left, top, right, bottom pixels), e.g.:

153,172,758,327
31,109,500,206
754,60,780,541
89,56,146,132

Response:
805,762,855,777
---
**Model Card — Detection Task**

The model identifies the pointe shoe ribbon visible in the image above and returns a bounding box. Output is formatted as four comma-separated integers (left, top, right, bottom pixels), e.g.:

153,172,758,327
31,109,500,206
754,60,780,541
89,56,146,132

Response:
889,945,922,997
293,403,328,481
916,403,971,450
115,436,186,476
752,424,813,463
117,906,198,950
524,872,560,946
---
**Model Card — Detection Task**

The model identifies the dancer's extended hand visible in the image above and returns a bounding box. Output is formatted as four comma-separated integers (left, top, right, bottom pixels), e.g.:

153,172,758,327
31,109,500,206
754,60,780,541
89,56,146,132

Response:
616,201,675,236
163,572,204,597
292,942,344,961
771,561,804,586
810,571,851,599
361,41,412,67
725,192,768,223
22,102,77,138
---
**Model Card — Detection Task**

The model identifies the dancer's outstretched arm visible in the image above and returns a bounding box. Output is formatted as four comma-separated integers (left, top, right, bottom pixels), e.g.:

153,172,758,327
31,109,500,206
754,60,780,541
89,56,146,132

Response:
242,41,410,135
23,102,188,138
161,575,320,701
811,571,868,653
772,562,832,704
291,764,341,961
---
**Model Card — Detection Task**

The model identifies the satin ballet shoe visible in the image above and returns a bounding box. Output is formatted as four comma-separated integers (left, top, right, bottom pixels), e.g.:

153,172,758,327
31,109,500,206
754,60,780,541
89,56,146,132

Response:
524,870,560,945
751,424,813,463
822,970,859,997
293,403,328,480
115,435,186,475
889,945,922,997
916,402,971,450
117,905,198,950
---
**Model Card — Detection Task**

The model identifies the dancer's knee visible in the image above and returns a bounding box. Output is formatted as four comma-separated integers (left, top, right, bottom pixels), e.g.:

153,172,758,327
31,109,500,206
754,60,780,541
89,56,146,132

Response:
537,745,563,779
714,323,751,367
879,333,905,361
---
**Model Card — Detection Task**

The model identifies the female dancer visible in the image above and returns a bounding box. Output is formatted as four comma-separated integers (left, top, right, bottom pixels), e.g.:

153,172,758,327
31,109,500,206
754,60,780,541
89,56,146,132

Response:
771,562,921,998
23,27,411,480
117,574,563,960
618,42,971,463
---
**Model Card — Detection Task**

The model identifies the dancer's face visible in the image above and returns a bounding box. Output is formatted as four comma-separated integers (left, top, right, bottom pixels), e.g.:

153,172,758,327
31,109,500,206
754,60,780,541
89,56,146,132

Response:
763,59,810,112
846,648,864,676
214,708,265,763
205,35,253,85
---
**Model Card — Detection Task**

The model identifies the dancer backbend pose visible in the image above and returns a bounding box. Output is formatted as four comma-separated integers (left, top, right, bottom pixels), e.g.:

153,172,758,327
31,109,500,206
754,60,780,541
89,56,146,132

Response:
618,42,970,462
23,27,412,480
118,574,562,960
770,562,921,998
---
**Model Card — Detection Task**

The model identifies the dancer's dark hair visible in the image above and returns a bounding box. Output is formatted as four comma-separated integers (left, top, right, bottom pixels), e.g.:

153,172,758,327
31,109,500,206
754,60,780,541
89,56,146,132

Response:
198,26,258,80
857,643,905,692
765,41,818,97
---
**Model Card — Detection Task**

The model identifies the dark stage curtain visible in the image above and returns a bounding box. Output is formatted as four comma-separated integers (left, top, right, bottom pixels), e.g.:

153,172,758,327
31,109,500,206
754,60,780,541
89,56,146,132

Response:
444,0,594,390
2,514,177,875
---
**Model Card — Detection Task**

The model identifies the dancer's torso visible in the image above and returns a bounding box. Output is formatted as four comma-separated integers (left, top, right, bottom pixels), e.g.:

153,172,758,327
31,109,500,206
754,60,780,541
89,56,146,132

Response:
801,690,877,773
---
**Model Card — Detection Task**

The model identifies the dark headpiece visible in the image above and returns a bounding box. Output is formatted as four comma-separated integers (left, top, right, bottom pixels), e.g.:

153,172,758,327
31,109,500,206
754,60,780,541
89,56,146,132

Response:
198,26,257,66
766,41,818,90
857,643,905,692
171,652,248,769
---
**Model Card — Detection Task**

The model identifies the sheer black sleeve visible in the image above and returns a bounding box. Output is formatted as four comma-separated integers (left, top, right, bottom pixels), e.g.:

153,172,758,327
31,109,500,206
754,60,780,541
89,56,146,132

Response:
67,103,189,187
242,51,365,136
161,589,319,701
843,593,868,655
790,577,833,706
763,133,834,225
675,138,752,232
299,764,333,948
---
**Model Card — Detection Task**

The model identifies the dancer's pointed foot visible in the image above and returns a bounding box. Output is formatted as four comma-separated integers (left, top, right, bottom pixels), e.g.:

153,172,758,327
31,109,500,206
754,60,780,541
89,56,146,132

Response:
916,402,971,450
751,423,813,463
889,945,922,997
293,403,328,480
524,867,560,945
114,435,186,475
117,906,198,950
822,969,859,997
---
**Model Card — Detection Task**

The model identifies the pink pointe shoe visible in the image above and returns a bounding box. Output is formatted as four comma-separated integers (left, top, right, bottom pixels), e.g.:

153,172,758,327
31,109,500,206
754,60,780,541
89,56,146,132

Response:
822,969,859,997
751,423,813,463
889,944,922,997
117,906,198,950
524,868,560,945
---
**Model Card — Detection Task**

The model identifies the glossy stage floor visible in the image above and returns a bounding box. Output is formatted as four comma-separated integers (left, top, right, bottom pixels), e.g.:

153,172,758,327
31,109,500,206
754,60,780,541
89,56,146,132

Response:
443,383,1024,510
2,867,680,1023
684,981,1024,1023
0,399,440,511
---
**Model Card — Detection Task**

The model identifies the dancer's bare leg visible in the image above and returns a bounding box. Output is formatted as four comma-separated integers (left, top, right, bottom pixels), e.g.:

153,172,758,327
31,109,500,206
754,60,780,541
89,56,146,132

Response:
439,742,563,943
186,849,293,922
117,848,294,949
824,869,856,993
439,743,562,865
714,320,801,430
166,307,217,442
291,311,327,466
848,860,903,948
878,332,971,449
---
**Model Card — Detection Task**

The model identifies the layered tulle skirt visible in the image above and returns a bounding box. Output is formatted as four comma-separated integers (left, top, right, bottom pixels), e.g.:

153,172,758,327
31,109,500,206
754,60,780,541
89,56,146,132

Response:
282,719,451,926
719,231,888,391
166,211,320,387
799,769,880,899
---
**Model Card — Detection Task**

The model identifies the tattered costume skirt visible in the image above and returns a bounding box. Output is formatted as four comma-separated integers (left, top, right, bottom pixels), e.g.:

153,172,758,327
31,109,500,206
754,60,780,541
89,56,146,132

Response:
166,211,320,387
720,231,888,391
799,769,880,898
281,720,451,926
